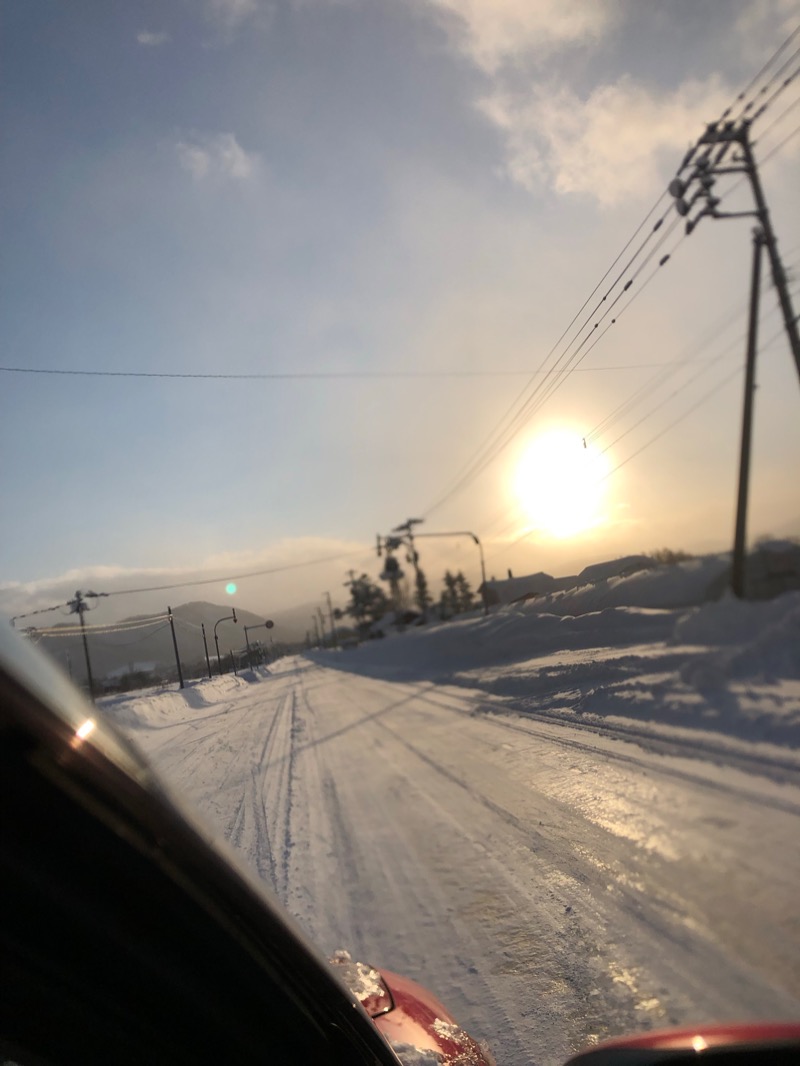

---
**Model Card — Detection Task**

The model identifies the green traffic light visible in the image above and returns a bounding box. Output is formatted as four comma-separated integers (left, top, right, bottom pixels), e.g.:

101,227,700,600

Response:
226,583,237,595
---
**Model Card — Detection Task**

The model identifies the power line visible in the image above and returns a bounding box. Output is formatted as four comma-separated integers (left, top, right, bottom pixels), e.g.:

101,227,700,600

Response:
728,24,800,120
750,48,800,121
106,547,369,597
92,623,171,648
424,32,800,524
481,314,787,563
0,362,724,381
752,88,800,144
423,218,686,517
420,196,675,518
759,119,800,164
601,364,743,482
601,318,784,456
33,614,170,636
483,361,746,566
586,301,785,450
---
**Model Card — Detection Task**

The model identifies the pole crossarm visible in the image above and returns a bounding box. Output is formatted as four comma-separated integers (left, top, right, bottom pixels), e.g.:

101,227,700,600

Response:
668,119,800,382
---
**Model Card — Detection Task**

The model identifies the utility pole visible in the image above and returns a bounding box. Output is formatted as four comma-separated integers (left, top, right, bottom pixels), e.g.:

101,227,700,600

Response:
732,230,765,598
738,130,800,381
324,592,338,647
669,117,800,598
391,518,427,619
670,118,800,384
67,590,99,701
317,606,327,646
201,623,212,679
167,606,185,689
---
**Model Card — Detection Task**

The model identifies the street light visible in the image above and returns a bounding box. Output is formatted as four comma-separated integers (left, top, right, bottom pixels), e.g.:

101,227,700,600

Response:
214,609,237,675
414,530,488,616
378,528,489,616
244,620,274,666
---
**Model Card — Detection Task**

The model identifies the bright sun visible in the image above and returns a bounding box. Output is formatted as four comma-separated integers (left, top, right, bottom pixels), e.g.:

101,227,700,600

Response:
513,428,610,539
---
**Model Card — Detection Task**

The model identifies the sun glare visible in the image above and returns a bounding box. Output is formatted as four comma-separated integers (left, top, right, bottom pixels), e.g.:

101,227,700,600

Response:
513,429,610,538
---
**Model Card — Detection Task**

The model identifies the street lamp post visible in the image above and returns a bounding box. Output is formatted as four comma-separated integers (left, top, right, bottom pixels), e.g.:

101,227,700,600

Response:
414,531,488,616
244,620,274,667
379,529,489,616
214,609,237,675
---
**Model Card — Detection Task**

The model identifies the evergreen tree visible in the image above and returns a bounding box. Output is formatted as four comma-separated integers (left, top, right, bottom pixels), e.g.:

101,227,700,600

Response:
440,570,459,618
454,571,475,612
344,573,389,628
414,567,432,613
439,570,475,616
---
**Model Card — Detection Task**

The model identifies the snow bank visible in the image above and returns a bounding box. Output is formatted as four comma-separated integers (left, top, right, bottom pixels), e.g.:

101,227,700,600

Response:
99,670,269,730
317,578,800,751
675,591,800,683
532,555,729,615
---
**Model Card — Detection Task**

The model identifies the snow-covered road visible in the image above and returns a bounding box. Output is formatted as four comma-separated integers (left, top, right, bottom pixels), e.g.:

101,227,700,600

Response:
112,655,800,1066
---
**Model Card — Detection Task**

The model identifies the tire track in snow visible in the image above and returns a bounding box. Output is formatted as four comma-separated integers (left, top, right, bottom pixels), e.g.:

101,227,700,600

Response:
349,672,800,813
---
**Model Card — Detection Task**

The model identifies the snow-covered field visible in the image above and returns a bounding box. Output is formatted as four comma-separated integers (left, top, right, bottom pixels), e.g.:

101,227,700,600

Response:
101,589,800,1066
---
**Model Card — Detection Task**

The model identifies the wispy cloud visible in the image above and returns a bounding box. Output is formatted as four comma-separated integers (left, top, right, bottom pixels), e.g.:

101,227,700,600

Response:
137,30,170,47
426,0,617,72
734,0,798,61
206,0,261,30
176,132,258,181
478,75,731,207
0,538,369,622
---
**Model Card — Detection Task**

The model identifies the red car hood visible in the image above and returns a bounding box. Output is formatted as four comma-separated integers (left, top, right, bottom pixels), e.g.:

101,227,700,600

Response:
330,952,494,1065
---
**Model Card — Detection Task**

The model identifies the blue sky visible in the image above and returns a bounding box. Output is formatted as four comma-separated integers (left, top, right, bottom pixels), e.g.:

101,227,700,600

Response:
2,0,799,621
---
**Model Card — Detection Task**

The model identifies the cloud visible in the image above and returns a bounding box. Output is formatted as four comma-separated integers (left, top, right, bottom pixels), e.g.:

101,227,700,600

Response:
425,0,617,72
0,538,371,623
478,75,731,206
734,0,798,62
206,0,261,29
176,132,257,181
137,30,170,46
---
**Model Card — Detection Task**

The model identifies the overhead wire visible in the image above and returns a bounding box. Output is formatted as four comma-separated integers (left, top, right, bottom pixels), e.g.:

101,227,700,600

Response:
423,214,687,517
484,316,788,564
727,24,800,121
759,119,800,164
92,623,171,647
0,361,743,381
587,300,786,451
585,298,749,446
419,194,675,517
749,45,800,120
752,89,800,143
600,315,784,456
32,615,171,636
103,547,370,597
425,32,800,524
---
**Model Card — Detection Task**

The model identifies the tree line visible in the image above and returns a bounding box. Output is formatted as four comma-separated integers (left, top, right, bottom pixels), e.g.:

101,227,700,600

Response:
344,567,477,633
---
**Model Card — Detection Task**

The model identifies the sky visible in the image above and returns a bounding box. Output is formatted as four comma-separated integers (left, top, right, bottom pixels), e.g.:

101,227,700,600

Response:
2,0,799,625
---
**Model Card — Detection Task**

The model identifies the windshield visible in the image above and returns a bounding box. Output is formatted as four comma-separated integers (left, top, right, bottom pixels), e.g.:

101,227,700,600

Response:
2,4,800,1064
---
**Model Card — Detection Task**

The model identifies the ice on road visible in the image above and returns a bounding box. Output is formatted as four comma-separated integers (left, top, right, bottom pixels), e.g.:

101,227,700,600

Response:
110,650,800,1066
